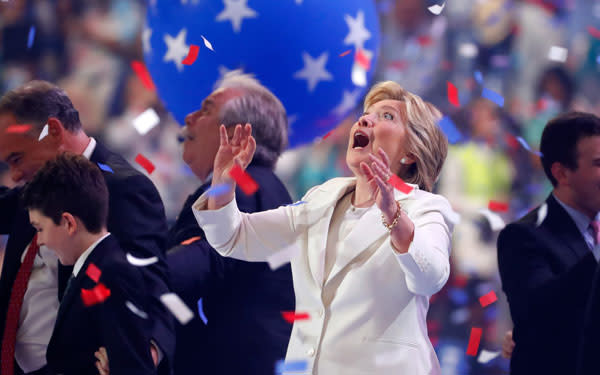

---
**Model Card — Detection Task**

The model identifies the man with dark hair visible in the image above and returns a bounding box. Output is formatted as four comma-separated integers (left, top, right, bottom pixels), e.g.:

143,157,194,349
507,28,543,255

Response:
22,154,156,375
0,80,173,375
167,71,295,375
498,111,600,374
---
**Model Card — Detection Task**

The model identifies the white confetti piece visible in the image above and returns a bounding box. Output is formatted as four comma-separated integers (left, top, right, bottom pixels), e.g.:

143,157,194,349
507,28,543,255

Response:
548,46,568,62
536,203,548,227
458,43,479,58
479,208,506,232
477,349,501,364
201,35,214,51
126,253,159,267
132,108,160,135
125,301,148,319
351,64,367,87
428,2,446,15
267,244,301,271
38,124,49,141
160,293,194,325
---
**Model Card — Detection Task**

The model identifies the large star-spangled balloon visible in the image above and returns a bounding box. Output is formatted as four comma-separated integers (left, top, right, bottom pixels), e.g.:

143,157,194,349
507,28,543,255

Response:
145,0,380,147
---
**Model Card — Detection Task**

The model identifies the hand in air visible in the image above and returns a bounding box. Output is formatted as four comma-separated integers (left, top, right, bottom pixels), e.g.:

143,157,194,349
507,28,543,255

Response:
212,123,256,187
359,148,398,222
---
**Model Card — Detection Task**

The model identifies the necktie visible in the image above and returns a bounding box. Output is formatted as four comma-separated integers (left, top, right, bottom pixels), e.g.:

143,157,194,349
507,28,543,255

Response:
1,235,39,375
590,220,600,246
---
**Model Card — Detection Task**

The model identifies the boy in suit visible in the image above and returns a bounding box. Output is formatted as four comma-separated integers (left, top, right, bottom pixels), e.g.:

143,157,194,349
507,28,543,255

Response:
22,154,156,375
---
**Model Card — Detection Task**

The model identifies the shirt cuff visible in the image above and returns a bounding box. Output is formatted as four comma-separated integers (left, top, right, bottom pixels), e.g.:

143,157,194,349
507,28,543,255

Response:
192,193,241,248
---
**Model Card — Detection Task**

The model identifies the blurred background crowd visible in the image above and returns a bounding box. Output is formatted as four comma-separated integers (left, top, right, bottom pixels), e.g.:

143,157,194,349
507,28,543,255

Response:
2,0,599,373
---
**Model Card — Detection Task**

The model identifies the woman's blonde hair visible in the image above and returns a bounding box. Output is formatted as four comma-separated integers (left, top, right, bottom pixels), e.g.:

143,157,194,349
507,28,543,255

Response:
364,81,448,192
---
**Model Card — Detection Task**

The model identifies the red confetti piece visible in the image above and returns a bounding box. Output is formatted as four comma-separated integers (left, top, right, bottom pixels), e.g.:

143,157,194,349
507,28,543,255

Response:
135,153,155,175
5,124,32,134
417,35,432,46
181,236,202,246
229,165,258,195
339,49,352,57
505,134,519,150
281,311,310,323
182,44,200,65
322,130,333,140
447,81,460,107
81,283,111,307
479,290,497,307
355,49,371,70
387,174,413,194
131,61,155,91
488,200,509,212
588,26,600,39
466,327,482,356
85,263,102,283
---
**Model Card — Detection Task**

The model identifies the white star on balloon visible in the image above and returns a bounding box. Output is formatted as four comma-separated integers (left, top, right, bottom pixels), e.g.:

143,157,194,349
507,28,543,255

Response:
142,27,152,54
163,29,190,72
216,0,258,33
294,52,333,92
332,89,361,116
344,10,371,49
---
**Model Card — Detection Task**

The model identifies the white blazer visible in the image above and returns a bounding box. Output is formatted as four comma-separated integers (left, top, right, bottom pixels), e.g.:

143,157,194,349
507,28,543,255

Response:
193,177,454,375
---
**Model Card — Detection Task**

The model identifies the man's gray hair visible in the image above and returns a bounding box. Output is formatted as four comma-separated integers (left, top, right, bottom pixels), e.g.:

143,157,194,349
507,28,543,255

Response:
214,70,288,168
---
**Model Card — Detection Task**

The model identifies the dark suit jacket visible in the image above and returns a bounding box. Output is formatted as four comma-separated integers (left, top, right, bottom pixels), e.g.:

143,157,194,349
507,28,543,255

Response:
579,246,600,374
497,194,597,375
0,141,174,375
46,235,156,375
167,162,295,375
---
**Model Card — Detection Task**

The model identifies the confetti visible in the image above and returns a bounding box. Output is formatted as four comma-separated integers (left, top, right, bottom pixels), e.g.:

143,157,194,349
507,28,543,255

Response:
428,2,446,15
588,26,600,39
27,26,35,49
438,116,463,144
388,174,413,194
447,81,460,107
267,244,301,270
229,165,258,195
488,200,509,212
160,293,194,325
536,203,548,227
515,136,543,157
97,163,114,173
351,63,367,87
38,124,48,141
479,208,506,231
288,200,307,207
281,311,310,323
6,124,31,134
197,298,208,325
339,49,352,57
131,61,155,91
355,49,371,70
85,263,101,283
477,350,501,364
132,108,160,135
135,153,156,175
182,44,200,65
479,290,497,307
81,283,111,307
201,35,214,51
125,300,148,319
275,360,308,373
126,253,159,267
322,130,334,140
548,46,568,62
466,327,483,356
458,43,478,58
181,236,201,245
205,183,231,197
474,70,483,84
416,35,432,46
482,87,504,107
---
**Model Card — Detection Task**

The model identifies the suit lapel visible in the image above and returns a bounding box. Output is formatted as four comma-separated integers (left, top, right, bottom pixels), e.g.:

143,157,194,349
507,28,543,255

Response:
545,195,592,260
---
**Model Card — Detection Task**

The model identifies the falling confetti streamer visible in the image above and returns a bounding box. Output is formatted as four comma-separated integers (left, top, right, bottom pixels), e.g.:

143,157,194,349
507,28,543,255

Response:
38,124,49,141
229,165,258,195
182,44,200,65
85,263,102,283
447,81,460,107
126,253,159,267
479,290,498,307
160,293,194,325
466,327,483,356
428,2,446,15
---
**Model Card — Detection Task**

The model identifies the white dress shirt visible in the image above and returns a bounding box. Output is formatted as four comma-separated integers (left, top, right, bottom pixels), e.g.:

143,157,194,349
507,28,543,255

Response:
14,137,97,372
553,194,600,261
72,233,111,277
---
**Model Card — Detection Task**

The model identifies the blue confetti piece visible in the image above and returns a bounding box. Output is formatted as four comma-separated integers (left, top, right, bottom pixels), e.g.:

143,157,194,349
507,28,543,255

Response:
515,136,543,157
288,200,307,206
27,26,35,49
97,163,114,173
197,298,208,325
482,87,504,107
474,70,483,84
438,116,463,144
275,359,308,374
205,183,230,197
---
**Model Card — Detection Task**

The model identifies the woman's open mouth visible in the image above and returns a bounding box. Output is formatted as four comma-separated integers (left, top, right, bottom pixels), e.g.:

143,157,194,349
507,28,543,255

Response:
352,131,370,149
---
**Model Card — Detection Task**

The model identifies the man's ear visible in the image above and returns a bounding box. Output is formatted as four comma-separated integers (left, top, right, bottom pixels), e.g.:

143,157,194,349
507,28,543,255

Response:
61,212,78,236
551,162,569,187
46,117,65,147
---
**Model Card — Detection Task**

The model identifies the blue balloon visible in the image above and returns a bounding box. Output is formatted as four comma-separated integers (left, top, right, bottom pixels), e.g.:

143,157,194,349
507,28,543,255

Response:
144,0,380,148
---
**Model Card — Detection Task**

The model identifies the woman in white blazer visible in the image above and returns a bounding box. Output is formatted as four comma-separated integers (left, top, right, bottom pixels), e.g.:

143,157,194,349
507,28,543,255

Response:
193,81,454,375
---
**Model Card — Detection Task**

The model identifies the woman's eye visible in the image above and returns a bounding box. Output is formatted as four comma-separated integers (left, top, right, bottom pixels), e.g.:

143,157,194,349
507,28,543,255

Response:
383,112,393,120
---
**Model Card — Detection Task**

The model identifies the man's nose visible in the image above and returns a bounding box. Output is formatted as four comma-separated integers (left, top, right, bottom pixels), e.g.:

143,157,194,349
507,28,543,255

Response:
10,168,24,183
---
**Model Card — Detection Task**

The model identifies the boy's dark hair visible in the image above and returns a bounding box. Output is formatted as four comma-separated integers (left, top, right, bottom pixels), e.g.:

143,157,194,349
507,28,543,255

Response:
540,111,600,186
0,80,82,132
22,153,108,233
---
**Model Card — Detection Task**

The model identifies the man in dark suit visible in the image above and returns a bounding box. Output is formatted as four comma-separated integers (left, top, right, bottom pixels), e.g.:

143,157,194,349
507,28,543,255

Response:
168,71,295,374
22,154,156,375
497,112,600,375
0,81,173,375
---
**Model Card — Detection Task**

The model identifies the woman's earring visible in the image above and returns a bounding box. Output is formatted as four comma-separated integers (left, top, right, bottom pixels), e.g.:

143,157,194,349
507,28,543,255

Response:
400,157,407,164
